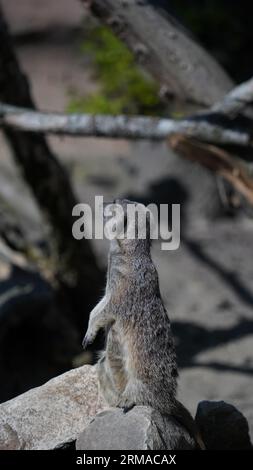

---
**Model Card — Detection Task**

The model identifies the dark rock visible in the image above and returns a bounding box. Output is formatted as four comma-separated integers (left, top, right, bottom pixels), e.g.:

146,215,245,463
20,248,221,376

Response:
195,400,252,450
234,401,253,443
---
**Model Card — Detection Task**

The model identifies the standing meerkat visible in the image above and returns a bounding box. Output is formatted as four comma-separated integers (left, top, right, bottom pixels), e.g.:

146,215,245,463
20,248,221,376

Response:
83,199,205,449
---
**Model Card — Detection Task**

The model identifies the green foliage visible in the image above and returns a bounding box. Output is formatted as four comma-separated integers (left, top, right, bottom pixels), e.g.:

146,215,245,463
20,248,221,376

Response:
67,26,163,116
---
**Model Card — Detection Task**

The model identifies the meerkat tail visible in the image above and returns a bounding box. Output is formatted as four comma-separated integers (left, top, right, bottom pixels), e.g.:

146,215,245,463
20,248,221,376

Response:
170,400,206,450
195,431,206,450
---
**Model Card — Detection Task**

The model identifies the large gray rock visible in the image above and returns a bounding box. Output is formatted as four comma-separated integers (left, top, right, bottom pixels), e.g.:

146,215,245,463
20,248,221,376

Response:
0,365,107,450
76,406,196,450
195,400,252,450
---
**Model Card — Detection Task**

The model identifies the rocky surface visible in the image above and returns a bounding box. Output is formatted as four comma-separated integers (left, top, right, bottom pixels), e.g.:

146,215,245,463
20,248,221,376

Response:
0,360,251,450
76,406,196,450
0,365,107,450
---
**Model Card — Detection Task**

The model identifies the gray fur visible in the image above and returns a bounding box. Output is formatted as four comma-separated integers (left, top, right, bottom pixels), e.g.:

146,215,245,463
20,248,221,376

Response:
83,199,205,449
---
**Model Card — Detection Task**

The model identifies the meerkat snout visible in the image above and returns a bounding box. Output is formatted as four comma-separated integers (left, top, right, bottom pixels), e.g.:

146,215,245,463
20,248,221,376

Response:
103,198,153,253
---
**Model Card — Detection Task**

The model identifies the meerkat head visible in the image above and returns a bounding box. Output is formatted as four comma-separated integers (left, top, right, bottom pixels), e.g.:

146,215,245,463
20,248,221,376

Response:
104,198,153,254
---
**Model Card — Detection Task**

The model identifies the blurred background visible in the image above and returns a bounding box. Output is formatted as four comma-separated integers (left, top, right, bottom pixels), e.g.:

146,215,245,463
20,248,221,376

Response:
0,0,252,437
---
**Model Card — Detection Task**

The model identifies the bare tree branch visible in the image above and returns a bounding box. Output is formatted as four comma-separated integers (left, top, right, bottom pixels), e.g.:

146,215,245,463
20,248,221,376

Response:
212,76,253,117
0,102,251,146
85,0,233,106
168,134,253,206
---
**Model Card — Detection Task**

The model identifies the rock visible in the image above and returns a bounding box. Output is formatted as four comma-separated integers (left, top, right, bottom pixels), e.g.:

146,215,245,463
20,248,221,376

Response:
76,406,196,450
234,400,253,443
0,365,108,450
195,400,252,450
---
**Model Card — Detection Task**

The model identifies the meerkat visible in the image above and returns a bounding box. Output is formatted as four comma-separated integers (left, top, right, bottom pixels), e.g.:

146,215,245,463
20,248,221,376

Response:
83,199,205,450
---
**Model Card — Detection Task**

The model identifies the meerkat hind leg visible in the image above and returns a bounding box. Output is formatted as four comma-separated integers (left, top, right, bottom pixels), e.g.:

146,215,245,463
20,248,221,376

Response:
97,354,122,406
116,378,150,411
122,403,136,414
97,333,128,407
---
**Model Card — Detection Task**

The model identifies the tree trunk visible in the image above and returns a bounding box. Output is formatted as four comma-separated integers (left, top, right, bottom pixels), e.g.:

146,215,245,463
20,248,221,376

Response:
87,0,233,106
0,7,103,331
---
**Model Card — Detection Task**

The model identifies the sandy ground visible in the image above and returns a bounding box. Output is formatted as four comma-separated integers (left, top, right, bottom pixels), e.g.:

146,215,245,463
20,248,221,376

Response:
1,0,252,438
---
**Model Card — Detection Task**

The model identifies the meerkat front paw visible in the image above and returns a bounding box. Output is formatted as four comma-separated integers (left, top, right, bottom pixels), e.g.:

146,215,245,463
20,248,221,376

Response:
82,332,94,349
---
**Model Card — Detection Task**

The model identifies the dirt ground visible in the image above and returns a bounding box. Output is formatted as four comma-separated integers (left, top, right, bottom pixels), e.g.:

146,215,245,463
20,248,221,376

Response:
1,0,252,438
